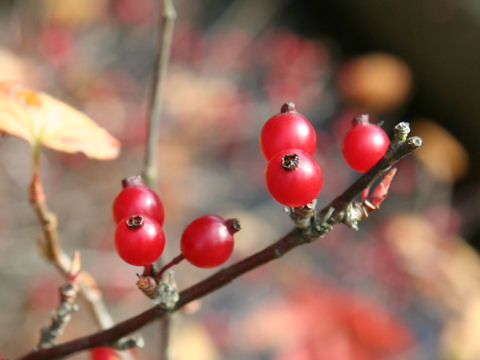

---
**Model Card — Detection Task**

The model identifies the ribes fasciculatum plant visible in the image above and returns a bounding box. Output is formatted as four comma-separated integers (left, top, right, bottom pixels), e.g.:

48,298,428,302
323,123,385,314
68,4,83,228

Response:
16,92,422,360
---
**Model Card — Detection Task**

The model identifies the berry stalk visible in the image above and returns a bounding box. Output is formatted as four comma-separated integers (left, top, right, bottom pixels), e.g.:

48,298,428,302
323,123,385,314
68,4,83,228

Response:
155,254,185,281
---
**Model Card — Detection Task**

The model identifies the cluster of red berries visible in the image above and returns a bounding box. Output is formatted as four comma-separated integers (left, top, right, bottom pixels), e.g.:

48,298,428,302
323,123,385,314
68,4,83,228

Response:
112,176,239,268
112,175,166,266
260,103,390,208
112,109,388,268
260,102,323,207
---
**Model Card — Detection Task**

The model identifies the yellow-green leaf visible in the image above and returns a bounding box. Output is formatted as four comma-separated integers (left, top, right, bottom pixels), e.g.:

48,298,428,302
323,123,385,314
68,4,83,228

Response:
0,82,120,159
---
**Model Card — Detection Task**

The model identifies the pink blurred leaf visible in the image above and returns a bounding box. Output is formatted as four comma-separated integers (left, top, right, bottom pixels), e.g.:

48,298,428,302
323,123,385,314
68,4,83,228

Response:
241,284,414,359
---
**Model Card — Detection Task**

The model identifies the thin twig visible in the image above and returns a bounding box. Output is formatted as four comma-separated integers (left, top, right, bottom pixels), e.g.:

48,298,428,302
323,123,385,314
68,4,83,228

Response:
17,127,422,360
36,253,81,349
141,1,177,359
143,0,177,190
29,145,115,331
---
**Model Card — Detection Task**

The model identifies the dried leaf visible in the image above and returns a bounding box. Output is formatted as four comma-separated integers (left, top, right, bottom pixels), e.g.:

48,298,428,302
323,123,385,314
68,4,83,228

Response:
0,82,120,159
370,168,397,207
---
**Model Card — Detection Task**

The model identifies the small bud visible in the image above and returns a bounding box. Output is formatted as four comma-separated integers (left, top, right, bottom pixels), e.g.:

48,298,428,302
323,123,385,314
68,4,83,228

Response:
136,276,158,299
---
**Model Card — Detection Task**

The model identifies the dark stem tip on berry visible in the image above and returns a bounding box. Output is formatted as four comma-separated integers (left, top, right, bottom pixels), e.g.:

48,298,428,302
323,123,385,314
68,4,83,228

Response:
121,175,144,188
126,215,145,228
280,101,296,113
226,218,241,234
281,153,300,171
353,114,370,125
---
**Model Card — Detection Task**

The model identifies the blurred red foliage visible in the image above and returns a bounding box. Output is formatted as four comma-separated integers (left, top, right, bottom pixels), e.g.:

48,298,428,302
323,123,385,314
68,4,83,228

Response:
242,283,414,360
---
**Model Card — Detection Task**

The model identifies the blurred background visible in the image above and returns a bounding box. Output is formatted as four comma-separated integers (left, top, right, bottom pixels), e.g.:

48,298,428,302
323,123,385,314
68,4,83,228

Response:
0,0,479,359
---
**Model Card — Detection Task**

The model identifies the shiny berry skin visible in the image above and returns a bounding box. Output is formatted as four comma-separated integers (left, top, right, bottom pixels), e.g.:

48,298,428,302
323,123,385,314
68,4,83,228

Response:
265,149,323,207
90,347,120,360
260,102,317,160
115,215,165,266
342,114,390,173
113,175,165,225
181,215,240,268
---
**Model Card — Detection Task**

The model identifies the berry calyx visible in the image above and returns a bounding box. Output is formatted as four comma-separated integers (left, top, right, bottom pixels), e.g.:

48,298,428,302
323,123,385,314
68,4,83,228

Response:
115,215,165,266
112,175,165,225
281,153,300,170
181,215,239,268
342,114,390,173
126,215,144,227
265,149,323,207
260,102,317,160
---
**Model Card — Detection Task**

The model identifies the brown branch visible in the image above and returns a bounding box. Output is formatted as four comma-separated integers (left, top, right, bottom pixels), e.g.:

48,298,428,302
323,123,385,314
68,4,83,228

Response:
18,125,422,360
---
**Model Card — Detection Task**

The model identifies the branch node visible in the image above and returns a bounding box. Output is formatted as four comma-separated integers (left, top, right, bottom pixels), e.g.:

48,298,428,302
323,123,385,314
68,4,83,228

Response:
112,335,145,350
408,136,423,147
342,202,363,230
136,275,158,299
163,0,177,20
154,271,179,310
274,247,283,258
286,199,317,230
394,121,410,141
36,278,80,350
313,206,335,237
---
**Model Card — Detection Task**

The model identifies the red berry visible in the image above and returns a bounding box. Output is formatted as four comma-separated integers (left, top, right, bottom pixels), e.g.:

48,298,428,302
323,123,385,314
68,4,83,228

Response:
265,149,323,207
90,347,120,360
181,215,240,268
342,115,390,173
115,215,165,266
260,102,316,160
113,175,165,225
